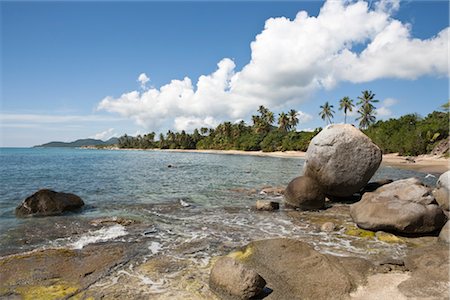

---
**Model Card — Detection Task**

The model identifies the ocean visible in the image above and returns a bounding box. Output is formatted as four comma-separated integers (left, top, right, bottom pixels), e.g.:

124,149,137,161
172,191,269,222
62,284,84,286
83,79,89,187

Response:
0,147,439,297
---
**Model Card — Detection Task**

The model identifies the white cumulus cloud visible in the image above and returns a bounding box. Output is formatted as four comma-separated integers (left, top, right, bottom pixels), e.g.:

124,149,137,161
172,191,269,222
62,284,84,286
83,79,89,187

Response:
138,73,150,90
90,128,118,140
98,0,448,133
376,97,399,117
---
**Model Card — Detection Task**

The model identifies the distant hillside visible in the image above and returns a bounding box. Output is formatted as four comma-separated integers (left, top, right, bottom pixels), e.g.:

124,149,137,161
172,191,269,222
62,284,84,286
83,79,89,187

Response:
35,137,119,148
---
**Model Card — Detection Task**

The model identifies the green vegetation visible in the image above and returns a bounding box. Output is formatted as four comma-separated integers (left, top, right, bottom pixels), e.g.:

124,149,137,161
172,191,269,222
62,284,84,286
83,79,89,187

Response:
116,95,449,156
365,110,449,156
117,106,321,152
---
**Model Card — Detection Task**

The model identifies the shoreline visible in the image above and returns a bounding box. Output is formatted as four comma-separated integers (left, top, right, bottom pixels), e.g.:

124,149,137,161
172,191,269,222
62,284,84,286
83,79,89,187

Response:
99,147,449,174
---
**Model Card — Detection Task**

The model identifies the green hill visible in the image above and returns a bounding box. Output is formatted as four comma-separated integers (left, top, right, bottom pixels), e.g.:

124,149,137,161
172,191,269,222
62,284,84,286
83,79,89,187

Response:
35,137,119,148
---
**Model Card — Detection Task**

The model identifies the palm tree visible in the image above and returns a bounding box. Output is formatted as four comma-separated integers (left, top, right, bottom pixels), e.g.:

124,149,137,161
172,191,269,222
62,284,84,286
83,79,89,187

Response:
278,112,290,132
357,90,379,111
339,97,354,123
356,90,378,129
356,105,376,129
287,109,299,131
319,102,335,125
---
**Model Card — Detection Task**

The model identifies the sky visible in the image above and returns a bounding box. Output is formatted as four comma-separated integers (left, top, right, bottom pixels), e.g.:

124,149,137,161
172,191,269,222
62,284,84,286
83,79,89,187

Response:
1,0,449,147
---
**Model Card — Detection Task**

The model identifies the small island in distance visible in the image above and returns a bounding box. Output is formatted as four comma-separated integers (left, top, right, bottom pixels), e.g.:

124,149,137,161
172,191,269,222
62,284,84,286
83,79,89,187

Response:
34,137,119,148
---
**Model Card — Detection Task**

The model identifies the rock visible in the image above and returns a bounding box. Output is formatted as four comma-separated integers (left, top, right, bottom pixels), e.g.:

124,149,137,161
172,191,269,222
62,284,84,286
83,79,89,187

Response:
433,171,449,211
255,200,279,211
225,238,374,300
0,243,132,298
15,189,84,217
259,187,284,196
438,221,449,243
284,176,325,210
321,222,336,232
399,244,449,299
405,156,416,163
209,256,266,300
361,179,393,194
304,124,382,198
90,217,137,227
350,178,446,234
431,138,449,156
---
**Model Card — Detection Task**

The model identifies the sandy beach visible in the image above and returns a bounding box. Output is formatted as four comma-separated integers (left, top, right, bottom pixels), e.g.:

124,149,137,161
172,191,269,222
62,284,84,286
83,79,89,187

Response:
160,149,449,174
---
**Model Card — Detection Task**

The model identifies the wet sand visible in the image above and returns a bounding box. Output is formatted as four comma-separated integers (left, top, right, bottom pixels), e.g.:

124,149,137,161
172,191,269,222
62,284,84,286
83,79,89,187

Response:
161,149,449,174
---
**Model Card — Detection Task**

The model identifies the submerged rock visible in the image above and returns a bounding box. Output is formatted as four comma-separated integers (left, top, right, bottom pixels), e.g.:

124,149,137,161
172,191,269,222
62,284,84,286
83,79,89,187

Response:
209,256,266,300
284,176,325,210
433,171,450,212
350,178,446,234
320,222,336,232
15,189,84,217
255,200,279,211
304,124,382,198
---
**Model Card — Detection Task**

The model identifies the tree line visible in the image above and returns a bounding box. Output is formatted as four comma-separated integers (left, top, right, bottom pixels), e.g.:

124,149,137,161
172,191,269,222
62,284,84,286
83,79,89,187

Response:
116,91,449,156
117,105,320,152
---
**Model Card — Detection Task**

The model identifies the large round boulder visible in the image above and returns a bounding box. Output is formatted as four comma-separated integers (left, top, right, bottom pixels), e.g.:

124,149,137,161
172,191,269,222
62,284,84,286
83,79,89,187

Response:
350,178,447,234
209,256,266,300
284,176,325,210
432,171,449,212
15,189,85,217
304,124,382,198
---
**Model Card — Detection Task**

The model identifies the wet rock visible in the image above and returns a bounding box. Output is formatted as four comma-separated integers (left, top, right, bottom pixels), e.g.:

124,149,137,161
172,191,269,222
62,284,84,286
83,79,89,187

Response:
432,171,449,211
304,124,382,198
350,178,446,234
259,186,285,196
399,244,449,299
321,222,336,232
375,231,404,244
284,176,325,210
438,221,450,243
361,179,393,194
225,238,373,300
0,242,132,299
209,256,266,300
15,189,84,217
90,216,138,227
255,200,279,211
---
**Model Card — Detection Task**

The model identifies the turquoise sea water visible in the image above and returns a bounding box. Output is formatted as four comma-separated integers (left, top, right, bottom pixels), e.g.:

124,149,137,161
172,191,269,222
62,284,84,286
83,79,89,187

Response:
0,147,438,257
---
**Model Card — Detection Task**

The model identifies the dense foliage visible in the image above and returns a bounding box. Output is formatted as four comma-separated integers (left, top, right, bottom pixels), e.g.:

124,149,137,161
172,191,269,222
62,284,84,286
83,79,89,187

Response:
364,111,449,156
117,102,449,156
117,106,321,152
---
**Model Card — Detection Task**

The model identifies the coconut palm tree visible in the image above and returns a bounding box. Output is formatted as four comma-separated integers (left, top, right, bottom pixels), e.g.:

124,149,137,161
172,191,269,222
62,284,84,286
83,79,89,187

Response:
288,109,299,131
356,105,376,129
339,96,354,123
278,112,290,132
319,102,335,125
357,90,379,111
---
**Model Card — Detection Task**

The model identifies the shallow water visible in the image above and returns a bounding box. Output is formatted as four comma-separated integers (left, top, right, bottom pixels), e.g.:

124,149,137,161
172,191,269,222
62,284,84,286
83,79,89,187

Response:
0,148,440,297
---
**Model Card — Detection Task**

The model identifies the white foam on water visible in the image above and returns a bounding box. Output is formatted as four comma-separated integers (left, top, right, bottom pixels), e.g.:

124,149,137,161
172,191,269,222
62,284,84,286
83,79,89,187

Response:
69,224,128,250
149,241,162,254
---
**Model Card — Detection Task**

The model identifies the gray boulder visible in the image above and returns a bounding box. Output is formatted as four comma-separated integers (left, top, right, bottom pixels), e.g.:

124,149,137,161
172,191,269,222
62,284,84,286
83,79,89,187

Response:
304,124,382,197
16,189,84,217
350,178,446,234
433,171,449,211
438,221,449,243
284,176,325,210
209,256,266,300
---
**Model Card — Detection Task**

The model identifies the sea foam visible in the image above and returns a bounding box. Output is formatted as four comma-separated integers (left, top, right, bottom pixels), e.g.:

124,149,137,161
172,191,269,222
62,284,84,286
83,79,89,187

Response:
70,224,128,250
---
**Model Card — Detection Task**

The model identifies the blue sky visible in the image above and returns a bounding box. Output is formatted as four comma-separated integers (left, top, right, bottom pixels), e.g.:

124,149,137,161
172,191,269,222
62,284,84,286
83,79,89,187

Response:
1,0,448,147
